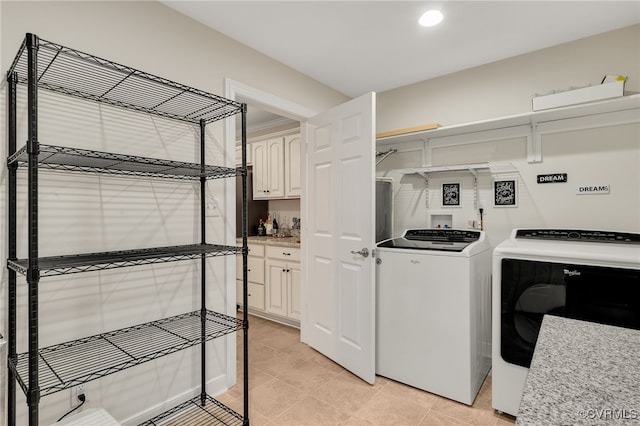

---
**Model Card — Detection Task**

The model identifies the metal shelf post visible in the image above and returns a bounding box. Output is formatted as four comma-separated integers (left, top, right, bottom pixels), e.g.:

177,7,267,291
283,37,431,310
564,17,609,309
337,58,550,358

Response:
200,119,207,406
7,69,18,426
26,32,41,426
241,103,250,426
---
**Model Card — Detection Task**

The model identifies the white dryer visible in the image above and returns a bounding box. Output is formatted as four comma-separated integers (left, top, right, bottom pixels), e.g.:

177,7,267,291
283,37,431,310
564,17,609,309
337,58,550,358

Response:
492,229,640,416
376,229,492,405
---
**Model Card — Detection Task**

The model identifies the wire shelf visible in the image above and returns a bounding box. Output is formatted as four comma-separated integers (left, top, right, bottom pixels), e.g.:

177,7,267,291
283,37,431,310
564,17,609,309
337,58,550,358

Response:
8,310,243,397
139,394,244,426
8,35,242,124
7,144,241,180
8,244,242,277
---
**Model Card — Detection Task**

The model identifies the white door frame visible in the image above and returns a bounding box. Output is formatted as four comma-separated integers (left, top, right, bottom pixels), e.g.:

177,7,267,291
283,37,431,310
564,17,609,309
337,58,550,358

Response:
224,78,317,342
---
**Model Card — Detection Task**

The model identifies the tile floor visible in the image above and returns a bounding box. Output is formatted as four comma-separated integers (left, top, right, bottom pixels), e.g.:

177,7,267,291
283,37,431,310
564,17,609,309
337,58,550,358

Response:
217,314,516,426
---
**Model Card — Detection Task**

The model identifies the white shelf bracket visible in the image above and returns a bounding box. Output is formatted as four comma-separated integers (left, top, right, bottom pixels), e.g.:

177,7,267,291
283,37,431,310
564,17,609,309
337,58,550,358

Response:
422,138,431,167
416,172,430,209
527,120,542,163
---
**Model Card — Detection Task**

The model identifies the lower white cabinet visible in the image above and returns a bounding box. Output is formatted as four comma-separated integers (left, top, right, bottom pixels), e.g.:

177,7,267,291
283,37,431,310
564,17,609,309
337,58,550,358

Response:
265,260,300,320
236,243,301,324
236,243,265,310
236,282,265,311
265,246,301,321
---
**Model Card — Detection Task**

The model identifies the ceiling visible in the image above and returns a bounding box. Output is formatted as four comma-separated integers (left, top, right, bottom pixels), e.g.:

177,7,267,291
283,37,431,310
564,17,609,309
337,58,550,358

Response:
161,1,640,131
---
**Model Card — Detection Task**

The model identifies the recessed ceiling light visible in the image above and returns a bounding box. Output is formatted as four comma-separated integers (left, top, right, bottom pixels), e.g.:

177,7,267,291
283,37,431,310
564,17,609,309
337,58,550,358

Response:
419,9,444,27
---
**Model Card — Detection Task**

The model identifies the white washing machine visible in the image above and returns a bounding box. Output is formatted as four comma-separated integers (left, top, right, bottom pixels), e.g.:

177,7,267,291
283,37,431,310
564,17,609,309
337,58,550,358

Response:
492,229,640,416
376,229,492,405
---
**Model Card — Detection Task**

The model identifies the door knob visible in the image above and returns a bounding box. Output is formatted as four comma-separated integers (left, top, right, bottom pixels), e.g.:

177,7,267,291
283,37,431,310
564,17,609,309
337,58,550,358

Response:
350,248,369,258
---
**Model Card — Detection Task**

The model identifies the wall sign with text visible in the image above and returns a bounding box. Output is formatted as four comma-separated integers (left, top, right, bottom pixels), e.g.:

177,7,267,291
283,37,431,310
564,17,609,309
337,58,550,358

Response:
537,173,567,184
442,182,461,207
576,184,610,195
494,179,517,207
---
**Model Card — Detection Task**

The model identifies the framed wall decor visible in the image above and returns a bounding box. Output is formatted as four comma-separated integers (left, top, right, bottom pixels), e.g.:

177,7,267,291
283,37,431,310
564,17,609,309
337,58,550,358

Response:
442,182,461,207
494,179,517,207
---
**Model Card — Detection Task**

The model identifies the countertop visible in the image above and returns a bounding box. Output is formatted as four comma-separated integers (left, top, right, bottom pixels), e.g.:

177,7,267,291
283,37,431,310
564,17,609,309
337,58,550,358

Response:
516,315,640,425
236,236,301,248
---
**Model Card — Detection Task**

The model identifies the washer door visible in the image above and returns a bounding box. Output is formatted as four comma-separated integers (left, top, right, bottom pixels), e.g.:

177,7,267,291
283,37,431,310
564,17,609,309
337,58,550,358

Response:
500,259,567,368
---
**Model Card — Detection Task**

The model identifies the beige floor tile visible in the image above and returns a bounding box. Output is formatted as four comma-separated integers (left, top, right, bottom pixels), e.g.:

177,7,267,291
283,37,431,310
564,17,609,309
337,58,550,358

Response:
269,395,351,426
227,366,276,399
354,388,431,426
249,378,307,418
419,409,473,426
260,351,340,393
252,325,301,352
313,370,384,413
221,395,271,426
430,397,504,426
339,417,378,426
246,342,282,368
378,377,440,410
494,413,516,425
282,339,346,374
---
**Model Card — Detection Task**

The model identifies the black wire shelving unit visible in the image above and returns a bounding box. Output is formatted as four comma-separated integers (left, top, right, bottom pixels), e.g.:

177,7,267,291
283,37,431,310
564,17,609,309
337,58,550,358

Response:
6,33,250,426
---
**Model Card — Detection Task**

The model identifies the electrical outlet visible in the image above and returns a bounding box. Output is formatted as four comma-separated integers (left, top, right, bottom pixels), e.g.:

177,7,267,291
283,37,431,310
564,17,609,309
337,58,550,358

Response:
71,384,87,404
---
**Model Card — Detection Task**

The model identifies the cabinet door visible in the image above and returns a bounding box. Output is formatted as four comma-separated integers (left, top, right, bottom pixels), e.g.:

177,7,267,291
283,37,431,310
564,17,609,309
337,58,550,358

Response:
236,280,265,310
252,141,268,199
284,134,301,198
236,254,265,284
265,259,287,316
287,262,301,320
266,138,285,198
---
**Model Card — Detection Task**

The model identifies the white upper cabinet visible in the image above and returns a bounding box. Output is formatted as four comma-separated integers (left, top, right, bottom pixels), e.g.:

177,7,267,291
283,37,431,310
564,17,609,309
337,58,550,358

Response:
284,134,301,198
252,138,284,199
252,133,300,200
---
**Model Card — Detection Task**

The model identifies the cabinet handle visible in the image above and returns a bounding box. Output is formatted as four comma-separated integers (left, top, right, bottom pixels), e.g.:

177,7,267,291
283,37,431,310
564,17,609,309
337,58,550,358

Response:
282,268,286,272
283,252,291,256
247,269,251,272
248,293,252,296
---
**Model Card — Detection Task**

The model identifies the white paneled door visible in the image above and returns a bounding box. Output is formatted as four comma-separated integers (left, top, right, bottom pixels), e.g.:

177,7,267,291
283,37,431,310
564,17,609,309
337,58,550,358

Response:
302,93,376,384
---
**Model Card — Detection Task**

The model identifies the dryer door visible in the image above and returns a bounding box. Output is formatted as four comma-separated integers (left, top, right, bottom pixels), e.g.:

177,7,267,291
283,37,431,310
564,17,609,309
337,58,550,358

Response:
500,258,640,368
500,259,568,368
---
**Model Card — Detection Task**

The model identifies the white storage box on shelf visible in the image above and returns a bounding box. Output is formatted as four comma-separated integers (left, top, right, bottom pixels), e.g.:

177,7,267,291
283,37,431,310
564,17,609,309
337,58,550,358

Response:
532,78,625,111
52,408,121,426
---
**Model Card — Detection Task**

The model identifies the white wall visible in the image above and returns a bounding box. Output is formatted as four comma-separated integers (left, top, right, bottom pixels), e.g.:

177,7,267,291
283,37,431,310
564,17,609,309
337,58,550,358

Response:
377,24,640,132
377,24,640,246
0,1,347,424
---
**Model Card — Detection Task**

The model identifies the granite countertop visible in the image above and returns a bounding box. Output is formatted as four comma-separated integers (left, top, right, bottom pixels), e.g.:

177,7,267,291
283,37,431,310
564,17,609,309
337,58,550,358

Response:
517,315,640,425
236,236,301,248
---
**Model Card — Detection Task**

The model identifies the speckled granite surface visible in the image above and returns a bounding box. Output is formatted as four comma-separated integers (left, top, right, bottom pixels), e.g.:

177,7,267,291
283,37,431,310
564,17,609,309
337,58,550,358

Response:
237,236,300,248
516,315,640,425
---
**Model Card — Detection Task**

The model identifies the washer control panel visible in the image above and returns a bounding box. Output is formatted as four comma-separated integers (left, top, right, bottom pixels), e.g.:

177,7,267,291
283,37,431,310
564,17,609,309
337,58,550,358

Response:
515,229,640,244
